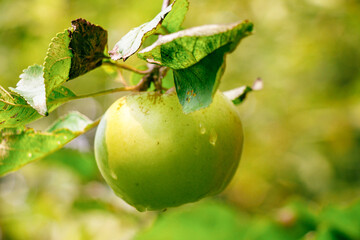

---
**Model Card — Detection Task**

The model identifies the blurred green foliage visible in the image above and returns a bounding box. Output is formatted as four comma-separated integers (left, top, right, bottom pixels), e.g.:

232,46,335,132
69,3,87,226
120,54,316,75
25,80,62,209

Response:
0,0,359,239
136,200,360,240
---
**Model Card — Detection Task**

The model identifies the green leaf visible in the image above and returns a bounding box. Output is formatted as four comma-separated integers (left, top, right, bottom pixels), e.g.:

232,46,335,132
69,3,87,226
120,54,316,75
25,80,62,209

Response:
173,45,227,113
9,19,105,117
46,111,92,132
315,226,340,240
1,19,105,130
162,0,189,33
0,95,38,129
8,64,83,116
319,203,360,240
68,18,108,80
0,111,96,176
0,86,76,129
9,65,47,116
109,3,174,61
43,30,72,96
138,20,253,69
224,78,263,105
43,149,98,182
44,19,108,93
0,86,15,104
47,86,77,111
139,20,253,113
135,201,249,240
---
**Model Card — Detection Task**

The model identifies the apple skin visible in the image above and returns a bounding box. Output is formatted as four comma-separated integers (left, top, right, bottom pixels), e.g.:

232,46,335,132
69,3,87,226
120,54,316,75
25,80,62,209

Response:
94,91,243,211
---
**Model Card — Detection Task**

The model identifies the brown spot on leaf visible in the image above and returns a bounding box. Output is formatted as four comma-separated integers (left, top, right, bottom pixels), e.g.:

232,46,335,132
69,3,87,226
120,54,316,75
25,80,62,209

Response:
0,121,5,125
10,113,18,118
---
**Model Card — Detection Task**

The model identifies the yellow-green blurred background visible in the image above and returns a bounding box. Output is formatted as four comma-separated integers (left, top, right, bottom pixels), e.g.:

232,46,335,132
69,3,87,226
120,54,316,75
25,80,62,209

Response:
1,0,360,239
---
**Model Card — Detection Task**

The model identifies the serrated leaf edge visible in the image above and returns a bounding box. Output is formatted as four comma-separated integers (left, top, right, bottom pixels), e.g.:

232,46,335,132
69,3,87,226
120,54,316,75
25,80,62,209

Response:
139,20,253,67
109,3,174,61
43,30,72,96
9,64,48,116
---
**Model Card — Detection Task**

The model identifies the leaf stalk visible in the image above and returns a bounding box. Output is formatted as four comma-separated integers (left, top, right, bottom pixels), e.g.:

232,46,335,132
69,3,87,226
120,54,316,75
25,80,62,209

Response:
103,61,152,75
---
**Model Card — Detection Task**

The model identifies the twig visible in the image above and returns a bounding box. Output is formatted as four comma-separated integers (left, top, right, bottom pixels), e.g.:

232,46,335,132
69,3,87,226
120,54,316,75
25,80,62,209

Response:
61,87,128,101
103,62,151,75
50,74,153,104
51,87,129,104
115,69,128,86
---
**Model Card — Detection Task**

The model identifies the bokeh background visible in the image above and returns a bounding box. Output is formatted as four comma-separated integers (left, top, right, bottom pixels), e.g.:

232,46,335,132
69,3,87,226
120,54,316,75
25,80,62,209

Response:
1,0,360,239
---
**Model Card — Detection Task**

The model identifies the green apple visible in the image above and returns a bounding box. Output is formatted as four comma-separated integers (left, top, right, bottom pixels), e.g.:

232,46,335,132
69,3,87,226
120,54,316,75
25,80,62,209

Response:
94,91,243,211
